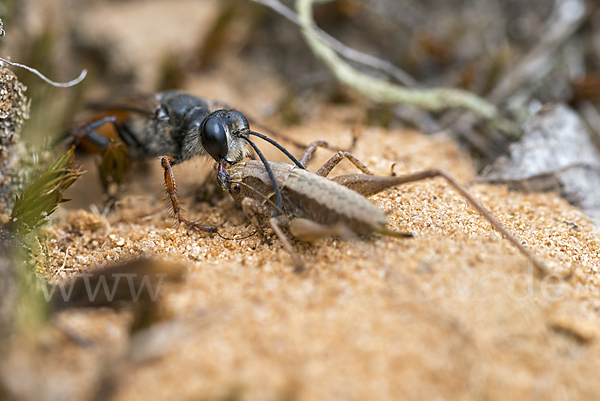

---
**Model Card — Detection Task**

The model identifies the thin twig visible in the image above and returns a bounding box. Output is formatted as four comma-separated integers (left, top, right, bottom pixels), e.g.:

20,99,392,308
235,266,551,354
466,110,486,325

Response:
0,57,87,88
251,0,419,87
293,0,503,123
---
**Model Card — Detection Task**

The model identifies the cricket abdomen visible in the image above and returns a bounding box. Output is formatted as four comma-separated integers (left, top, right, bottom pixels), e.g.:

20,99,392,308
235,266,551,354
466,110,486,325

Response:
284,168,389,234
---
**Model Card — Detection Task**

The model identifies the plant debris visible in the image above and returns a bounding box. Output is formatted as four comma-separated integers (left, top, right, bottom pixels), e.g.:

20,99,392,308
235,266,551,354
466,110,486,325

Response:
10,147,81,236
0,67,30,215
480,103,600,225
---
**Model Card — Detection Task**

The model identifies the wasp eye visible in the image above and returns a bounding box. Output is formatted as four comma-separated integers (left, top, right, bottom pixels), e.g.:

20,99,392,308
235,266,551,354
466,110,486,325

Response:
231,183,241,195
201,117,228,161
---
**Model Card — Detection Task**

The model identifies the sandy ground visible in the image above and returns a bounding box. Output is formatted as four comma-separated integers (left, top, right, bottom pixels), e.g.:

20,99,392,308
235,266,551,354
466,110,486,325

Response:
3,104,600,400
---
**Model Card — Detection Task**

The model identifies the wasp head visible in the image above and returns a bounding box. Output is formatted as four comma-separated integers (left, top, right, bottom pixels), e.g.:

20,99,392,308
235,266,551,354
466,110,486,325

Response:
200,109,251,165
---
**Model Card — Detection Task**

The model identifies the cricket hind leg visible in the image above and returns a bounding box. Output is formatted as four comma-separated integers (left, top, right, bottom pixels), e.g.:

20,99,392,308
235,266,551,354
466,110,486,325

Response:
298,149,550,275
99,140,132,197
336,168,550,276
161,155,218,233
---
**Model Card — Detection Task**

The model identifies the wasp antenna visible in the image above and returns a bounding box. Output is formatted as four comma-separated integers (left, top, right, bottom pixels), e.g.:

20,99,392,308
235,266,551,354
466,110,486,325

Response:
249,131,305,169
243,137,283,217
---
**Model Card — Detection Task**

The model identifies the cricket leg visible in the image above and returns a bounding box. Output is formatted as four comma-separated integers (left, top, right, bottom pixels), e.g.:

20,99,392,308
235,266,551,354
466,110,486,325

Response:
299,140,329,167
316,151,374,177
299,141,371,177
240,197,303,271
241,197,272,242
161,155,218,233
339,168,550,276
270,216,305,272
289,218,356,242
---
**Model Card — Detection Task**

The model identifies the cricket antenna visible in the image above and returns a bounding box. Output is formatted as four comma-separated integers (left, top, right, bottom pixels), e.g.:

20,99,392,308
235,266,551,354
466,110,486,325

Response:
242,137,284,217
249,131,306,169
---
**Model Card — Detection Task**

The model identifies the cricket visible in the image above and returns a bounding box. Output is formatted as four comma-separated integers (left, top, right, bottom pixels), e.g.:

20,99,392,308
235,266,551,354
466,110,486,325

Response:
220,141,551,275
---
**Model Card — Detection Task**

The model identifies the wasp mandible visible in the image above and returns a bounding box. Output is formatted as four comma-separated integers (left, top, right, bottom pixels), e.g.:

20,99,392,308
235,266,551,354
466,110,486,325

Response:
71,91,304,232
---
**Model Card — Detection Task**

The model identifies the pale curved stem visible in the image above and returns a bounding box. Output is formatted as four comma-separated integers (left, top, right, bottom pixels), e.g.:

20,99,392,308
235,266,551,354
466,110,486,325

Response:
0,57,87,88
295,0,501,121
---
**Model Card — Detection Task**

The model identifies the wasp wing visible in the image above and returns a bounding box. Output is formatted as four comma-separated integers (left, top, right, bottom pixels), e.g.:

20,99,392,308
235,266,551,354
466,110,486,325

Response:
85,92,161,117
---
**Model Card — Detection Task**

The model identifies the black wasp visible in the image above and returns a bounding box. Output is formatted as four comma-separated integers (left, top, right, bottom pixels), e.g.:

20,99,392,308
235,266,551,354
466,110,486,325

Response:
71,91,304,232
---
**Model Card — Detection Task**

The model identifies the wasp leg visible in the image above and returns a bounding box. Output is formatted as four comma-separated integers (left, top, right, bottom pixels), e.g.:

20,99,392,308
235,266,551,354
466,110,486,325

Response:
70,115,142,152
112,121,143,149
100,141,132,197
81,129,111,149
67,116,133,204
161,155,217,233
62,116,117,149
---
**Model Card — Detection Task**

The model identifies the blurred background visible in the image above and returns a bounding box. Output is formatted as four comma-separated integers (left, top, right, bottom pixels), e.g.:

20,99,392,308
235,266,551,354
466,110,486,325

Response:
2,0,599,151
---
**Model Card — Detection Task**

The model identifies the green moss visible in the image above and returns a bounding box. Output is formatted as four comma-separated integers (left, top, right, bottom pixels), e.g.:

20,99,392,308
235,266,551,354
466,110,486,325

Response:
10,147,81,236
